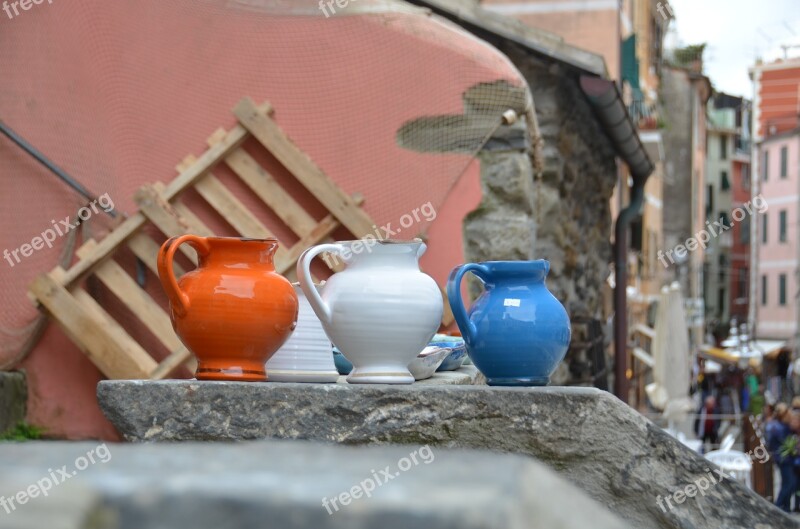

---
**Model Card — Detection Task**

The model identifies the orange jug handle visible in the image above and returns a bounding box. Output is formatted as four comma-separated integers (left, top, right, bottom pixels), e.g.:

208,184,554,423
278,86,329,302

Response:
157,235,210,318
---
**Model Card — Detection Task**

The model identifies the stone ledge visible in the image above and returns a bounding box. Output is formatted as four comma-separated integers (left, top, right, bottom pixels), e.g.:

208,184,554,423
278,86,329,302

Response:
0,440,626,529
98,381,794,529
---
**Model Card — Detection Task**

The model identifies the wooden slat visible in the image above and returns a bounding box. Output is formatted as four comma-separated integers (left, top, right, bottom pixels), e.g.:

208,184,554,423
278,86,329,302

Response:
151,347,192,380
197,174,273,237
221,146,318,237
172,202,215,237
178,153,270,237
71,289,158,378
134,184,199,265
59,213,148,288
153,181,215,238
127,232,186,277
29,274,156,379
161,107,268,200
233,97,376,237
76,240,182,353
278,215,341,275
177,155,294,267
126,233,160,276
172,156,217,235
276,193,365,275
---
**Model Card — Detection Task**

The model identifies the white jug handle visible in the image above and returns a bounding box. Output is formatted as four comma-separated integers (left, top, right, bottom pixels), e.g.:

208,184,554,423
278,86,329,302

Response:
297,243,343,325
416,240,427,259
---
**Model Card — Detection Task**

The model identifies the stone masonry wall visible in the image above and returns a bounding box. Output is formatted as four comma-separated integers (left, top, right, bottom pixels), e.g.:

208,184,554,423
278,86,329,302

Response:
399,71,618,385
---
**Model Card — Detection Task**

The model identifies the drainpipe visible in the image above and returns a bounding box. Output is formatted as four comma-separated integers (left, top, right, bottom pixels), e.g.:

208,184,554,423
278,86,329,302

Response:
614,180,646,400
580,76,654,401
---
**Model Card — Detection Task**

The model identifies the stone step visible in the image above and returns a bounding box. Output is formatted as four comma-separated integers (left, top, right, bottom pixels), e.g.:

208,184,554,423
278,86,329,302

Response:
0,440,626,529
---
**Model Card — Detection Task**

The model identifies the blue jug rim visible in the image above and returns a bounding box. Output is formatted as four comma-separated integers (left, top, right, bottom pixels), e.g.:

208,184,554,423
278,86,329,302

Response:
478,260,549,271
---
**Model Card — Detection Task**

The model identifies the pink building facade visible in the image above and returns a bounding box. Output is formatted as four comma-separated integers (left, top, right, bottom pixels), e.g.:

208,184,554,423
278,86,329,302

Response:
756,133,800,341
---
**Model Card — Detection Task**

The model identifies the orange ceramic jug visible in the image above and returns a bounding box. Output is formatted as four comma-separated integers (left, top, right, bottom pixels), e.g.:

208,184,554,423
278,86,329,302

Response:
157,235,298,381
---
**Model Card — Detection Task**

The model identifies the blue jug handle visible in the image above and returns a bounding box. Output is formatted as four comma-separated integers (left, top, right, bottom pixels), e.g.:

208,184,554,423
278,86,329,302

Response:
447,263,491,346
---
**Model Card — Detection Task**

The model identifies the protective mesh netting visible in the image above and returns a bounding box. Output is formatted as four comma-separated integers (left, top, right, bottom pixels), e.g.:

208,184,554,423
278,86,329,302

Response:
0,0,525,364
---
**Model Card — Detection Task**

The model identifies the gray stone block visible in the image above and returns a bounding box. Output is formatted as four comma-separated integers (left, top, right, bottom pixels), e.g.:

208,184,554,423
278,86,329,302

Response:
98,381,796,529
0,440,627,529
0,371,27,435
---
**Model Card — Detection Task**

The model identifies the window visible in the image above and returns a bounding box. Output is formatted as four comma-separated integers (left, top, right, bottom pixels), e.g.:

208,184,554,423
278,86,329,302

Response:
742,165,751,190
706,185,714,216
720,136,727,160
762,212,768,243
781,146,788,178
762,275,768,305
740,216,751,244
719,212,731,228
738,267,747,298
780,210,787,242
721,171,730,191
763,150,769,181
780,273,787,306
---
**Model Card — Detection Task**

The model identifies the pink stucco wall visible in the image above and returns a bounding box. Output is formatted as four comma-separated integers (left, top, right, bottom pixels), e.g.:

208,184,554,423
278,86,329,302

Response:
0,0,525,438
757,135,800,339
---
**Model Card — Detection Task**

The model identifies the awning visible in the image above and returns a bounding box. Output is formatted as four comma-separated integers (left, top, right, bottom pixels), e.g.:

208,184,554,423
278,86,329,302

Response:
700,345,751,365
749,340,787,359
699,340,786,367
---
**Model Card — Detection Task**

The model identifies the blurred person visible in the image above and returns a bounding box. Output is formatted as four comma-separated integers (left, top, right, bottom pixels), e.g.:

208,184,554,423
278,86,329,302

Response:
695,395,719,450
785,412,800,512
745,368,760,397
763,403,774,425
749,384,766,417
788,411,800,513
769,404,794,511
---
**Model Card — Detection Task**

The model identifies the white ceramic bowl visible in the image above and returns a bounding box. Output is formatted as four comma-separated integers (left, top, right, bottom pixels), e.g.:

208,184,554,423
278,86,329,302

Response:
407,346,450,381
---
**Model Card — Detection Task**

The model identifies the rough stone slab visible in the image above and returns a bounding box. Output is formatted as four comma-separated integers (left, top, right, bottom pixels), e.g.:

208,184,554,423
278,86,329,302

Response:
0,371,27,434
98,381,796,529
0,440,627,529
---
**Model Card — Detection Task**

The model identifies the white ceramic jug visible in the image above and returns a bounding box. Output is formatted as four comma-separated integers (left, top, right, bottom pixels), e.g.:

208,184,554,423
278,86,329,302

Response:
297,239,443,384
266,283,339,383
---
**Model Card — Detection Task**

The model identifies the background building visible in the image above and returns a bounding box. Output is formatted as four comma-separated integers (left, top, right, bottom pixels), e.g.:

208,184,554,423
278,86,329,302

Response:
660,46,711,348
729,99,752,326
704,93,749,328
750,57,800,346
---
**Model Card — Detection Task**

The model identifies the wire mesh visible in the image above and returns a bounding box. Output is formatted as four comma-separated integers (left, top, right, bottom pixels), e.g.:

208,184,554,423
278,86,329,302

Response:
0,0,526,364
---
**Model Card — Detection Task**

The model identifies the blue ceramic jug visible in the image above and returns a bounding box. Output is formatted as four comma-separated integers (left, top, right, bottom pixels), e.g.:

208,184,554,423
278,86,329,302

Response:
446,260,570,386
